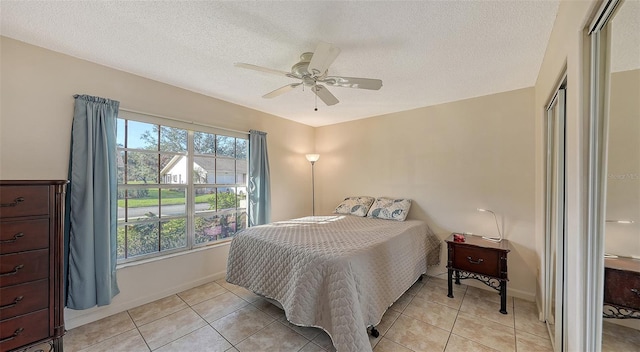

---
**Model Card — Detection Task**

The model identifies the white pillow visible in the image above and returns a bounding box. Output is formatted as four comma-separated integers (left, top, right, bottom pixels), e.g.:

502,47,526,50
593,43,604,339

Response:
367,197,412,221
333,196,375,217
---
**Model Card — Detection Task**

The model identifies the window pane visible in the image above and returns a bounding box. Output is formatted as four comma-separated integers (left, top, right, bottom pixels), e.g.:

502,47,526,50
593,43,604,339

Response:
193,156,215,184
236,161,247,185
117,226,126,260
236,139,248,160
216,135,235,157
161,154,186,184
237,187,247,209
195,214,222,244
128,120,157,150
216,158,235,185
161,188,186,217
236,211,248,233
218,188,236,210
126,152,158,184
195,187,217,214
161,219,187,250
221,213,237,238
125,222,159,258
117,151,125,184
194,131,216,154
116,118,125,147
127,189,159,221
160,126,187,152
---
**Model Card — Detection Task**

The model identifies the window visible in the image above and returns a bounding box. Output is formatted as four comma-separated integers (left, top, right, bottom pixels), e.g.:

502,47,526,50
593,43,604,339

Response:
116,113,248,263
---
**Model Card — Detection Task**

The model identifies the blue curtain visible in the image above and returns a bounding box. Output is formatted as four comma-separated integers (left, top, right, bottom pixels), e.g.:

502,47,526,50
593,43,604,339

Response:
64,94,120,309
248,130,271,226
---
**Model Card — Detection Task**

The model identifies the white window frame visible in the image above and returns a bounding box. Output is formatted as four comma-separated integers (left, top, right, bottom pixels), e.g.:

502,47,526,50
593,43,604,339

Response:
116,110,248,264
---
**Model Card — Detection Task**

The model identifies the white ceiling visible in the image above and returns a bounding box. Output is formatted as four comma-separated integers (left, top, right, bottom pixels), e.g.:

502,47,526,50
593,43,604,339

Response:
1,1,560,127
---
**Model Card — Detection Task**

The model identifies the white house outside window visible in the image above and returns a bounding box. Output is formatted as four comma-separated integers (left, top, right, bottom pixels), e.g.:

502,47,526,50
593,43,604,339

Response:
116,112,248,264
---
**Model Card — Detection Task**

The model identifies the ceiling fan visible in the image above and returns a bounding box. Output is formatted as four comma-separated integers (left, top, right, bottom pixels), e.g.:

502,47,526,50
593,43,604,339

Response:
235,42,382,109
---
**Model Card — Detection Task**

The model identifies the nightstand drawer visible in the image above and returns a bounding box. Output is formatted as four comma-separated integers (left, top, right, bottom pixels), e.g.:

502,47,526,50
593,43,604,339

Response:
0,249,49,287
604,267,640,310
0,186,49,218
0,309,49,352
453,245,500,278
0,219,49,255
0,279,49,321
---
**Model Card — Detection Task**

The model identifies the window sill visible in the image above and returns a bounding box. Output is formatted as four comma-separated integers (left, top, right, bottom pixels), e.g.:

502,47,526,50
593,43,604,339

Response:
116,239,232,270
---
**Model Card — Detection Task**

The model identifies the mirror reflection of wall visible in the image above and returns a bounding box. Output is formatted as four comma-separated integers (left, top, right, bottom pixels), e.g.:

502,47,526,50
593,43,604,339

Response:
605,0,639,259
602,0,640,348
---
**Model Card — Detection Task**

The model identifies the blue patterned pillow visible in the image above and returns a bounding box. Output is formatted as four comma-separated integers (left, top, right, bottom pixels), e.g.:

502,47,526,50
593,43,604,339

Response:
367,197,412,221
333,196,375,217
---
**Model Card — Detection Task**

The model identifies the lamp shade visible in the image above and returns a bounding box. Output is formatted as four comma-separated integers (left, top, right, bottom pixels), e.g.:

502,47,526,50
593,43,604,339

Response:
305,154,320,162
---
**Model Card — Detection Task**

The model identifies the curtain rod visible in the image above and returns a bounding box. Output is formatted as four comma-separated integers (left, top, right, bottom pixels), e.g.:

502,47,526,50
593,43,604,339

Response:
119,107,249,135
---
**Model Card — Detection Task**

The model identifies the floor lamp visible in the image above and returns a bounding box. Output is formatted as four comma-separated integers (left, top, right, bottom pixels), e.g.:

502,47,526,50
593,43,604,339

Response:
305,154,320,216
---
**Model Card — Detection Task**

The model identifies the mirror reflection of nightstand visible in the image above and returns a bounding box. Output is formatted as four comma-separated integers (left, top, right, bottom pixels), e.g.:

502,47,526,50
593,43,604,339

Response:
445,233,511,314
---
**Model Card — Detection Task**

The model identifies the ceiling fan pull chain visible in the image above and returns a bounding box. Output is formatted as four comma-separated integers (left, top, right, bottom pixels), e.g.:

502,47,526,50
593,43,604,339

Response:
314,86,318,111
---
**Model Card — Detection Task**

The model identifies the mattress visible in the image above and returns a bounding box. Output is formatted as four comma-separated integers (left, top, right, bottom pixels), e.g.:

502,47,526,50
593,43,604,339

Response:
226,215,441,352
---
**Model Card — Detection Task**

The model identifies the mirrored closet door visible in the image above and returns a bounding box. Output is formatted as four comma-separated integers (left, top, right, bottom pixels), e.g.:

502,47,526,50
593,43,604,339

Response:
589,0,640,350
600,0,640,349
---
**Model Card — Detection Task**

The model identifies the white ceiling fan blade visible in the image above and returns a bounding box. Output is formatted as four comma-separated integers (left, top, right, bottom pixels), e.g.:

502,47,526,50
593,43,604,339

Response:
321,76,383,90
262,83,302,99
308,42,341,76
235,63,293,78
313,85,339,106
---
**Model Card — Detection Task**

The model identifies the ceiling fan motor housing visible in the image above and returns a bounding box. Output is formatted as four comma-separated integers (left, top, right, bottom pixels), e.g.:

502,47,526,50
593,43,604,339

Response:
292,52,325,86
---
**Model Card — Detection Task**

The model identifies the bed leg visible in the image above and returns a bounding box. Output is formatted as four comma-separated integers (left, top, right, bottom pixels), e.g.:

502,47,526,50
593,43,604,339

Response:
369,326,380,338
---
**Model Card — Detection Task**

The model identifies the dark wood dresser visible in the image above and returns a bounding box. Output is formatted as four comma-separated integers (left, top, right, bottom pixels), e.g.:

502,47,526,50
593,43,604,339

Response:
0,181,66,352
603,257,640,319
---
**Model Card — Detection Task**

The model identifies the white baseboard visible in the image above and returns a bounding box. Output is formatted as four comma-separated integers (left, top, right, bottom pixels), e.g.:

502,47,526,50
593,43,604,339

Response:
64,271,227,330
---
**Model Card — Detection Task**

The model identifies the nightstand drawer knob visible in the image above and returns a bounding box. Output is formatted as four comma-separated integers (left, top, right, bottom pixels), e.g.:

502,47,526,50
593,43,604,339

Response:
467,256,484,265
632,288,640,297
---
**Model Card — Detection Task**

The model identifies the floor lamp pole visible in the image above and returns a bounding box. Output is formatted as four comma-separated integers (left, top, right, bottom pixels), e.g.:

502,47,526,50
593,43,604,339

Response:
305,154,320,216
311,161,315,216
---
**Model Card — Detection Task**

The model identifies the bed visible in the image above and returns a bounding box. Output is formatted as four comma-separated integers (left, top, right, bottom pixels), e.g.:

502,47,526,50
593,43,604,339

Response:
226,212,441,352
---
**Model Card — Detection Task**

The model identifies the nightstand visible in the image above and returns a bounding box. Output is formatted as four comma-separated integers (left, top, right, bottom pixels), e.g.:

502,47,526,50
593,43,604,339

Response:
446,233,511,314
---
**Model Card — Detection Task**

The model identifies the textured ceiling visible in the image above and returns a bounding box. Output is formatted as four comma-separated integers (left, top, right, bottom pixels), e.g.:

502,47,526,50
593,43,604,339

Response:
1,1,560,127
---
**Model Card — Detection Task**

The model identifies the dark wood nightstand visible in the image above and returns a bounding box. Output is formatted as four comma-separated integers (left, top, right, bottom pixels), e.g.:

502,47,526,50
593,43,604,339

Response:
446,233,511,314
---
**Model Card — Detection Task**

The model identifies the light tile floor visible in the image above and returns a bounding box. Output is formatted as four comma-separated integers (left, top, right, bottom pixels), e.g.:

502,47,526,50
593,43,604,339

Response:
25,276,639,351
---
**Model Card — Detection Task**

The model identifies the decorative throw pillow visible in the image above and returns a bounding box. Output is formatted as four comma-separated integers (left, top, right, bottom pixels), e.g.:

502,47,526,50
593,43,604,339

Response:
333,196,375,217
367,197,412,221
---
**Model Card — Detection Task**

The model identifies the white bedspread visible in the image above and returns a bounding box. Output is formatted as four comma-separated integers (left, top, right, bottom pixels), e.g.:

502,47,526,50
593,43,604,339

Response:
225,215,441,352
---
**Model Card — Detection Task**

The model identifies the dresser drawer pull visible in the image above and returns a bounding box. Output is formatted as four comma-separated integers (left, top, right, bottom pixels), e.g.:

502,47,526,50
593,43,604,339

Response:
467,256,484,265
0,197,25,208
0,328,24,343
0,264,24,277
632,288,640,297
0,232,25,244
0,296,24,310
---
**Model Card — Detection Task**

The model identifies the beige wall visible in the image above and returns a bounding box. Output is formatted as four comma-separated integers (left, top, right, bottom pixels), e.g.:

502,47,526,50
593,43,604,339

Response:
605,69,640,258
315,87,537,299
0,36,315,328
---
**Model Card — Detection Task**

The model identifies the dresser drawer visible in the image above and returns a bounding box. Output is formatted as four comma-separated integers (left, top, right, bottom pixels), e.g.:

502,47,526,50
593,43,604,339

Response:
452,245,500,278
0,219,49,255
604,267,640,310
0,279,48,321
0,309,48,352
0,186,49,218
0,249,49,287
